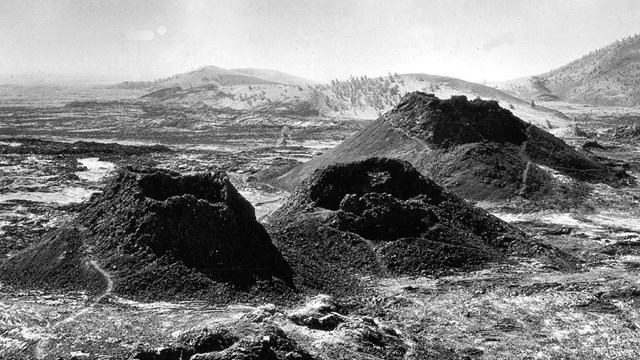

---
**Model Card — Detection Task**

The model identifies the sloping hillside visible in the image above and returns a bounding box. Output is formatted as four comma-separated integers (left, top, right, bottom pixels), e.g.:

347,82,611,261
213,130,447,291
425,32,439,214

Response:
321,73,568,127
499,34,640,106
151,66,276,89
111,66,315,90
269,93,617,204
231,68,318,86
141,82,330,116
140,70,570,129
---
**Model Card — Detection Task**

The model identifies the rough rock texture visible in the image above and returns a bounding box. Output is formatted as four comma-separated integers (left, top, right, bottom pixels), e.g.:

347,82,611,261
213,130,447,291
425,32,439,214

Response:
288,294,346,330
0,137,171,156
582,140,607,150
271,92,621,202
130,294,457,360
329,316,407,360
609,124,640,140
267,158,576,293
133,325,315,360
190,326,314,360
0,167,293,300
388,94,529,147
0,228,107,295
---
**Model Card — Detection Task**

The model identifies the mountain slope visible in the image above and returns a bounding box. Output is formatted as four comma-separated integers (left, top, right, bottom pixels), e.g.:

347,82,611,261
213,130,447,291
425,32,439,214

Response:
110,66,279,90
111,66,315,90
140,71,570,129
321,73,568,127
231,68,318,86
269,92,616,204
499,34,640,106
152,66,276,89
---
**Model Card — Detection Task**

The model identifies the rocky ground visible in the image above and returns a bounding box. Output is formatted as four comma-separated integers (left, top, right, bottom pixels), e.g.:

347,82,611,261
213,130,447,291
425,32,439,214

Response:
1,97,640,359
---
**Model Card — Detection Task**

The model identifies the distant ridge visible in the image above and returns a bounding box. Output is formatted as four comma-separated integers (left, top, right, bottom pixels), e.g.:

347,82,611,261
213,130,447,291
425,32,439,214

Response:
136,69,570,128
231,68,318,86
148,66,277,89
111,66,315,90
499,34,640,106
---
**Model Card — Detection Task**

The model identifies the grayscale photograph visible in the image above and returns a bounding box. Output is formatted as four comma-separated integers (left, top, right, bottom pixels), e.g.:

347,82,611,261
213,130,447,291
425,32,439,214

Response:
1,0,640,359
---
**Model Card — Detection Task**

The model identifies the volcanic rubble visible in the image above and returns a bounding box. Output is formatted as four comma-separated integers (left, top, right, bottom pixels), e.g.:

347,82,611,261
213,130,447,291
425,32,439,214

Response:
271,92,626,204
266,157,577,297
0,158,582,359
0,166,294,301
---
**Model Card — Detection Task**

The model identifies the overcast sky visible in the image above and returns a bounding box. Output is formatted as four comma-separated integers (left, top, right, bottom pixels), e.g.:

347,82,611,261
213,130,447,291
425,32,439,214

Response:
1,0,639,84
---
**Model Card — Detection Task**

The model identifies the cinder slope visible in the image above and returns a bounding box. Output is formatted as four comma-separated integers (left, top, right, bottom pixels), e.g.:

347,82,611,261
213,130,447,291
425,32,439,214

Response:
270,92,617,202
267,158,576,292
0,167,293,301
499,34,640,106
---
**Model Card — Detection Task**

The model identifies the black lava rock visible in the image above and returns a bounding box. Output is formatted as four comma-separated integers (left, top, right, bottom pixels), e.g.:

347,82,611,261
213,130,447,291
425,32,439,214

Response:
0,167,294,301
268,158,577,294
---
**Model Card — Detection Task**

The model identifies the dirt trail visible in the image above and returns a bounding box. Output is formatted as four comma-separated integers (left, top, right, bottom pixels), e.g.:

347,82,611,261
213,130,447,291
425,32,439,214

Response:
389,123,431,150
34,258,113,359
518,160,533,196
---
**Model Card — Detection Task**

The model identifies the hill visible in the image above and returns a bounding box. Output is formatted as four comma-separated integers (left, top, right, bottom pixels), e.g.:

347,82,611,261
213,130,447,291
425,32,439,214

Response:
111,66,314,90
268,92,619,204
0,167,293,301
231,68,318,86
499,34,640,106
267,157,576,288
150,66,277,89
139,71,570,129
318,73,568,127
